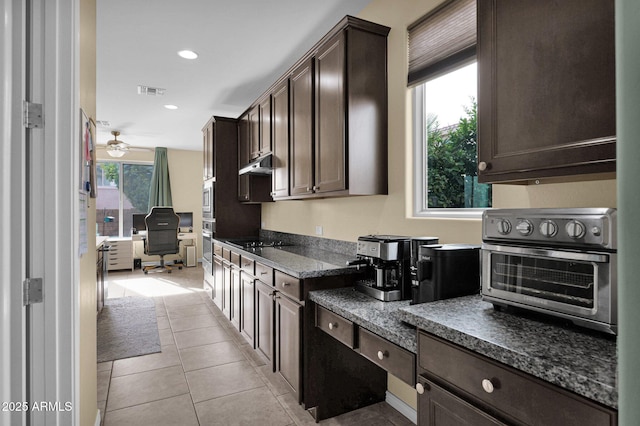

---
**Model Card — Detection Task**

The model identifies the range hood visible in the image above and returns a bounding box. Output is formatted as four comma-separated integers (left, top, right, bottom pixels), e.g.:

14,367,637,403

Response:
238,153,273,175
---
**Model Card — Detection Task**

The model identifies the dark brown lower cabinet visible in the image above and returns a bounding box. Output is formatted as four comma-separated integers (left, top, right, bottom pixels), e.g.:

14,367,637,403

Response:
255,280,275,367
240,273,255,346
221,259,231,318
417,332,617,426
276,292,302,400
417,377,506,426
212,256,224,311
230,266,241,329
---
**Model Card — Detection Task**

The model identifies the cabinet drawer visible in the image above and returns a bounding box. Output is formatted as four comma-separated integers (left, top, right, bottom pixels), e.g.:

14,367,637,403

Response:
418,332,617,426
255,262,273,286
230,251,241,267
241,257,255,275
359,328,415,386
222,247,231,260
213,243,223,257
275,271,301,301
316,306,355,348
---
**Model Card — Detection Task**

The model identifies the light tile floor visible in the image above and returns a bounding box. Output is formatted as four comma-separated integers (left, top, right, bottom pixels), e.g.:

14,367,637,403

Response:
99,265,414,426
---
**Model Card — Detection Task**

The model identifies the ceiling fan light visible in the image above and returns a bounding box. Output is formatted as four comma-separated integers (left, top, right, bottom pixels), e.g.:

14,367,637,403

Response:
107,146,126,158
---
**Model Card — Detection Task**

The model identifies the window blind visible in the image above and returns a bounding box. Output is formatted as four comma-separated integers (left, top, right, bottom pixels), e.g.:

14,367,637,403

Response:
408,0,477,86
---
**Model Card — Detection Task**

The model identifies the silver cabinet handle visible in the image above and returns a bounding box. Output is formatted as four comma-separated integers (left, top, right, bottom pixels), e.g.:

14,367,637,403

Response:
328,322,337,330
478,161,489,171
281,282,290,287
260,271,268,275
481,378,495,394
377,350,388,360
416,383,425,395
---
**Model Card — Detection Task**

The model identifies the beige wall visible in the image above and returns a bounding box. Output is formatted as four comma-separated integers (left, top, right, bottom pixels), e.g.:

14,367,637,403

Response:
262,0,618,410
95,148,203,259
79,0,97,424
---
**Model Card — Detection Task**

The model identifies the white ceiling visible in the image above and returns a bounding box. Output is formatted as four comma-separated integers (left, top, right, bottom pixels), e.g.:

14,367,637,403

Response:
96,0,373,152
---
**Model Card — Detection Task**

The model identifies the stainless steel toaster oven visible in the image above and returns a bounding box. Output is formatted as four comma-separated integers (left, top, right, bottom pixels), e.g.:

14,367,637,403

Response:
481,208,617,334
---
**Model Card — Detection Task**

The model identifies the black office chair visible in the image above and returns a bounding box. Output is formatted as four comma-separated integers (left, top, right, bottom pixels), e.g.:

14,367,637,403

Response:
143,207,182,274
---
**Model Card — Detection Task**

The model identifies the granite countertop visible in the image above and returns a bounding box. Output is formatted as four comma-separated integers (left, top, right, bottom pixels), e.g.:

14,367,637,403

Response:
309,287,417,352
309,287,617,409
214,239,359,279
397,295,617,409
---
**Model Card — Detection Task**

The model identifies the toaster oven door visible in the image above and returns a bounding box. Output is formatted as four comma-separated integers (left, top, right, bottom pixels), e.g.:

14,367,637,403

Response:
481,244,615,328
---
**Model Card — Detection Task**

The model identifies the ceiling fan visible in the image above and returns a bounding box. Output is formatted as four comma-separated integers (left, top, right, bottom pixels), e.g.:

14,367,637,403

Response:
102,130,150,158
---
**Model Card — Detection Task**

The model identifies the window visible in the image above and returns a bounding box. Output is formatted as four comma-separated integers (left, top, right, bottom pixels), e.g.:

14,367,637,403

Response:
96,161,154,237
409,0,491,218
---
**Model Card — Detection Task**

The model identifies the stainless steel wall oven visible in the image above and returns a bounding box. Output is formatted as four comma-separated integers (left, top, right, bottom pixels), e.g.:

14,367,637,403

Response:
202,179,214,220
482,208,617,334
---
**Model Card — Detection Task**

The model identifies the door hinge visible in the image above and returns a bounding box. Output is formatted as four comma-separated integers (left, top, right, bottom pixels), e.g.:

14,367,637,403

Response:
23,101,43,129
23,278,43,306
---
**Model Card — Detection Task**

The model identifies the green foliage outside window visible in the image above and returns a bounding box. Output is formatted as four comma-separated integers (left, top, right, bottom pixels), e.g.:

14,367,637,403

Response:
426,100,492,209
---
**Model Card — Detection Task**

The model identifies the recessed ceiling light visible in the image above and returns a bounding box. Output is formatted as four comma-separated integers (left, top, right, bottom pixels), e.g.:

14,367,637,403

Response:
177,50,198,60
164,104,178,110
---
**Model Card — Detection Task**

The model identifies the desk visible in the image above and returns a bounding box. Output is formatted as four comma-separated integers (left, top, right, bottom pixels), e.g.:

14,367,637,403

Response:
131,232,198,270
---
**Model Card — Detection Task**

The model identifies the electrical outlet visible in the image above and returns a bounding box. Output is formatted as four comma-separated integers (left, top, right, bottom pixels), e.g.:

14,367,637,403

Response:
315,225,323,236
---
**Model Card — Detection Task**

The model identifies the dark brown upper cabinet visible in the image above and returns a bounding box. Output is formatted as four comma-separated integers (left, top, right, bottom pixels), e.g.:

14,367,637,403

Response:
271,79,290,199
238,16,389,201
238,111,272,203
290,58,315,197
248,105,260,160
202,117,214,180
477,0,616,183
289,17,389,199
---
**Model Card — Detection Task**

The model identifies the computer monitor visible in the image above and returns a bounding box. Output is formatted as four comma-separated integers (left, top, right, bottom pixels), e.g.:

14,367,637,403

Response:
132,213,147,233
176,212,193,232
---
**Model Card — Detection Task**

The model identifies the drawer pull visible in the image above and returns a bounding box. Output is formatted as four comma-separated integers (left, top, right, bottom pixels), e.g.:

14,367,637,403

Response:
328,322,338,330
260,271,268,275
243,262,251,267
482,378,495,394
377,350,388,361
281,282,290,287
416,383,425,395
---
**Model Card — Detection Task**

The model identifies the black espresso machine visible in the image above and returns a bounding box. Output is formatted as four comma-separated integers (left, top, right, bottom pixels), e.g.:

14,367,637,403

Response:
348,235,412,301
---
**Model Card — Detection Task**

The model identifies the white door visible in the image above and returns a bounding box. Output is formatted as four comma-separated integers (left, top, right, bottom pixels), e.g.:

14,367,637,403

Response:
1,0,80,425
0,1,28,425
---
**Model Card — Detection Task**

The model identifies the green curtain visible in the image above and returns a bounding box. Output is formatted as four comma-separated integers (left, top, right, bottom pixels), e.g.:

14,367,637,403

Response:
148,147,172,209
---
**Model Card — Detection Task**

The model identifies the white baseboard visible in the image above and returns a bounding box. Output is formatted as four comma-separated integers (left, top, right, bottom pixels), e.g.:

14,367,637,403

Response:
386,391,417,425
95,409,101,426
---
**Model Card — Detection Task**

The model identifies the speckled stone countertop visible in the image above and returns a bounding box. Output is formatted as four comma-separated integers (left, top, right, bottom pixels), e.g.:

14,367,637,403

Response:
397,295,618,409
214,239,359,279
309,287,417,352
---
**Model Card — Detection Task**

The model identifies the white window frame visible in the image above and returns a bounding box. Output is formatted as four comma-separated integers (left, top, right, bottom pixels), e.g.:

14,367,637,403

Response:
97,159,154,237
412,82,488,219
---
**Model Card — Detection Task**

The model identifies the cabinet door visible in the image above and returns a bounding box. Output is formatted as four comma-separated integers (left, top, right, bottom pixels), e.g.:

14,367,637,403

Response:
276,293,302,400
240,273,255,347
230,267,241,330
272,80,290,198
202,120,213,180
213,257,224,310
222,261,231,318
290,58,314,196
259,95,272,156
238,111,251,205
255,280,275,369
477,0,616,183
418,378,506,426
249,105,260,160
315,32,346,194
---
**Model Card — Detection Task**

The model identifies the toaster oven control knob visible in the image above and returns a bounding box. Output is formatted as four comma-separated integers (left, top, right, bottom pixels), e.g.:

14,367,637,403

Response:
496,219,511,235
566,220,586,239
516,220,533,236
539,220,558,238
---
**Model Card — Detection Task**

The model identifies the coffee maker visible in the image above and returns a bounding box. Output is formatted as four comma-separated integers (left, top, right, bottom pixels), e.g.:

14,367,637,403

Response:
348,235,412,301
